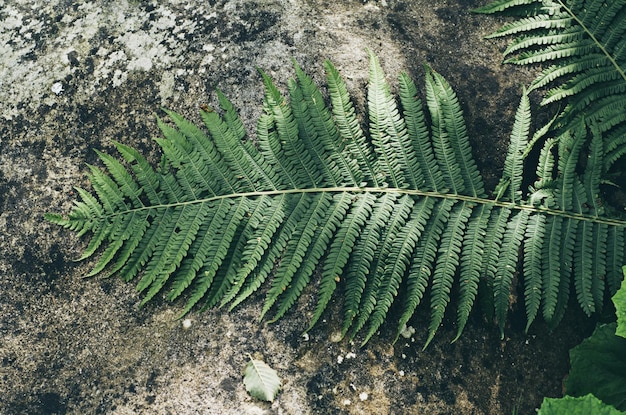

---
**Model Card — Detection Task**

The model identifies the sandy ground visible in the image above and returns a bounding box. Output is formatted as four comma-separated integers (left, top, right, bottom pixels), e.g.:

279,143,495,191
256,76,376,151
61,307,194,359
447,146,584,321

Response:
0,0,596,413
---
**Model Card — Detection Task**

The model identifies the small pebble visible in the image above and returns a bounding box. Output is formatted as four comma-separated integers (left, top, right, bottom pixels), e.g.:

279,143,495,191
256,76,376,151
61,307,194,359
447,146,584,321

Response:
51,82,64,95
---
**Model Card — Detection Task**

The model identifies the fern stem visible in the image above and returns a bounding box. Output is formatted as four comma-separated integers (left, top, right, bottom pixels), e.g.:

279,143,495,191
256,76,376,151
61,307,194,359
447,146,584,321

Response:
94,187,626,229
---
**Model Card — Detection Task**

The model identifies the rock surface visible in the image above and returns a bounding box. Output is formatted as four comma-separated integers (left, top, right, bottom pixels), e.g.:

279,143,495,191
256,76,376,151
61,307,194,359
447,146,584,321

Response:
0,0,594,413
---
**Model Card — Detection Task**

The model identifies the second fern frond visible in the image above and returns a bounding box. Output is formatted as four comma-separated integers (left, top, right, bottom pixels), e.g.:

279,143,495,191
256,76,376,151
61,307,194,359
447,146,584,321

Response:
475,0,626,169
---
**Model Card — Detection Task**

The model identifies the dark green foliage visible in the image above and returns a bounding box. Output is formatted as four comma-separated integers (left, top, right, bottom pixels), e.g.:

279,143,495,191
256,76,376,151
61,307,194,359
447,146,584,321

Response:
538,394,625,415
566,323,626,410
533,274,626,413
46,52,626,346
474,0,626,169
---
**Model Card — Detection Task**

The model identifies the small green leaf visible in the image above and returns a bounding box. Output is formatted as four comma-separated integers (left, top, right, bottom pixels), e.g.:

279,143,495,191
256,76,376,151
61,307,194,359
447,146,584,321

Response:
243,356,281,402
538,394,625,415
566,324,626,411
612,267,626,339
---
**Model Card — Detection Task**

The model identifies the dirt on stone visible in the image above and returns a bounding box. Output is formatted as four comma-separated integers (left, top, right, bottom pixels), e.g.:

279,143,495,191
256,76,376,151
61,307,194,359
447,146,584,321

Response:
0,0,598,414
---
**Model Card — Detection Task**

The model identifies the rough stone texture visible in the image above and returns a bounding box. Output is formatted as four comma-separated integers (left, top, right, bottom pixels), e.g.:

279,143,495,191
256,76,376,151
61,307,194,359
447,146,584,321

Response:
0,0,595,414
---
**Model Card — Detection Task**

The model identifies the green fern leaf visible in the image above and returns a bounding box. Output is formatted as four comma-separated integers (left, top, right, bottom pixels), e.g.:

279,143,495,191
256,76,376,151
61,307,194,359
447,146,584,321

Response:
424,67,466,195
426,66,485,198
48,53,626,347
494,90,531,202
221,195,286,307
261,193,334,319
293,61,362,187
607,227,626,293
478,0,626,168
179,199,247,315
201,196,270,308
260,71,323,188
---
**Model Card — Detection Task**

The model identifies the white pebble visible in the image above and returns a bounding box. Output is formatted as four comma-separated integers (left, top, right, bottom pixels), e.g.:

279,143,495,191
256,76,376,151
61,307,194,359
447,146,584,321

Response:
51,82,64,95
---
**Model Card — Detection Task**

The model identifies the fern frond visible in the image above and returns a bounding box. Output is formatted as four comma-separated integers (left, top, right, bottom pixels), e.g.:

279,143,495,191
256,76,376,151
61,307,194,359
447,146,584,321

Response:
230,193,310,309
200,103,279,192
159,110,236,196
179,199,248,315
293,61,362,187
424,67,466,195
272,192,352,322
202,196,271,308
216,90,246,142
221,195,286,307
260,71,323,188
494,210,529,337
137,203,212,305
48,53,626,347
261,193,334,319
541,214,563,321
551,217,578,328
289,80,341,187
607,226,626,293
373,197,435,340
114,142,164,205
478,0,626,167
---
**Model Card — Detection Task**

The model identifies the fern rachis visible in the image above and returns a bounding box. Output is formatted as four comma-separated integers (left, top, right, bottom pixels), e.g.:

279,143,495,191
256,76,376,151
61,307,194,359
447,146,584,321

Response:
47,52,626,346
